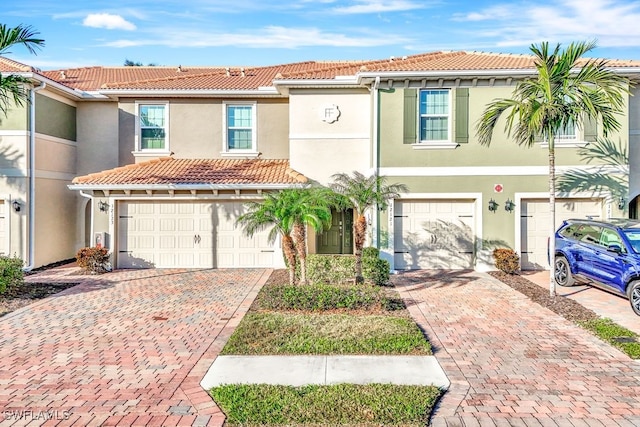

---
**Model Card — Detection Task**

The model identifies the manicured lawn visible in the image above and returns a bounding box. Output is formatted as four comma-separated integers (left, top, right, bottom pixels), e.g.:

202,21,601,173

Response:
211,271,440,426
210,383,441,427
221,312,432,355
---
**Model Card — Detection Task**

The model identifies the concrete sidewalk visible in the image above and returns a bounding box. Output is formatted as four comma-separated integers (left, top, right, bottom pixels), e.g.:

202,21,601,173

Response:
201,355,450,389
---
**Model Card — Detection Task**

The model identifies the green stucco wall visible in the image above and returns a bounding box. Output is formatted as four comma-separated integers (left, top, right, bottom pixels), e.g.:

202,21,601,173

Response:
0,102,28,130
35,93,76,141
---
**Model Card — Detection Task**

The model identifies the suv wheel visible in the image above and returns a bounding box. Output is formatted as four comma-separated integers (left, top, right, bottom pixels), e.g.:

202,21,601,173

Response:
554,256,576,287
628,281,640,316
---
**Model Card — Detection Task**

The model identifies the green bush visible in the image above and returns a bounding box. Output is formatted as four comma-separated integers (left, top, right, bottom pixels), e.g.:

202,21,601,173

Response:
0,255,24,294
492,248,520,274
259,282,385,311
362,247,390,286
76,247,110,274
307,254,356,284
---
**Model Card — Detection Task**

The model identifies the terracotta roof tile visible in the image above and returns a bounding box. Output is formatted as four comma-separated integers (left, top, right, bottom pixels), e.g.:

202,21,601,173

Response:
0,56,39,72
72,158,308,186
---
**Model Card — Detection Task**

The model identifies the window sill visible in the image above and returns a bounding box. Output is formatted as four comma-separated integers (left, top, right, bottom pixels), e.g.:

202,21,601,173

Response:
539,140,589,148
220,151,261,158
411,142,460,150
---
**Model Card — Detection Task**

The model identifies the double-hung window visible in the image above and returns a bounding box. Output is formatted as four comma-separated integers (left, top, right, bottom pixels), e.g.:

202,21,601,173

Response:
556,119,578,141
419,89,450,142
223,102,257,155
137,103,169,152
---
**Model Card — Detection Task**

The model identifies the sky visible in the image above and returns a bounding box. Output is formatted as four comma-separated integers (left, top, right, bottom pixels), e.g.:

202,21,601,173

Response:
5,0,640,70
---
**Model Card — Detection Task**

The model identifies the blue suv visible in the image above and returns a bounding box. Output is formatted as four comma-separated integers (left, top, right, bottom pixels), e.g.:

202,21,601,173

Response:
554,218,640,316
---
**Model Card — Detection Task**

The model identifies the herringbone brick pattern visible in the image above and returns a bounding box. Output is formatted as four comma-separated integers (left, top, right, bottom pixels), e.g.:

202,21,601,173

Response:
0,267,270,426
394,270,640,427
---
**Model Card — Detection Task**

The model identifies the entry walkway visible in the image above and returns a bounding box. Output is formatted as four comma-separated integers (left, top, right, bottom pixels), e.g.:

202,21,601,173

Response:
1,266,270,426
393,270,640,427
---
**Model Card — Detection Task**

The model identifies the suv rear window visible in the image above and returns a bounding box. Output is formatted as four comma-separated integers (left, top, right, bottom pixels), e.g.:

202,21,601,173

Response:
559,223,602,245
623,230,640,253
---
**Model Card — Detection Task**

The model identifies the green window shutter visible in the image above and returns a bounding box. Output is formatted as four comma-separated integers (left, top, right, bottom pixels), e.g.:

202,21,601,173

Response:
455,88,469,143
583,115,597,142
403,89,417,144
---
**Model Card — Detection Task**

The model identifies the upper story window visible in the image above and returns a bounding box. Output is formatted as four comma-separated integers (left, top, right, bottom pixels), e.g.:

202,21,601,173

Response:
136,102,169,152
419,89,450,142
556,119,577,140
222,102,258,156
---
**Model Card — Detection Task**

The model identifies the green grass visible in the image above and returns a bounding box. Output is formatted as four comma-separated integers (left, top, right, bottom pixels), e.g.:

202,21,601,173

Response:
579,318,640,359
221,312,432,355
210,383,441,427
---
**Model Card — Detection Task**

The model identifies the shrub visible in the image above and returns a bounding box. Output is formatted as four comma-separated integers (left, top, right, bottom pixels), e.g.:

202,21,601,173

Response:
0,255,24,294
307,254,356,284
259,282,385,311
492,248,520,274
362,247,390,286
76,247,110,274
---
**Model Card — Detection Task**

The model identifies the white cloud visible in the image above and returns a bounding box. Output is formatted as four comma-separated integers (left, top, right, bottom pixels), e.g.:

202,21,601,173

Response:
101,25,410,49
450,0,640,50
332,0,425,14
83,13,136,31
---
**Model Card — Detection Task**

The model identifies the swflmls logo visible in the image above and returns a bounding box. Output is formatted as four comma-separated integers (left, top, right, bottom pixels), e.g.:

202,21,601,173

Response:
3,410,72,420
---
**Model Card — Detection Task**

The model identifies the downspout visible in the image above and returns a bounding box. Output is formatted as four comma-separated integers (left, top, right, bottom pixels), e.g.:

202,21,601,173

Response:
372,76,380,248
23,81,46,271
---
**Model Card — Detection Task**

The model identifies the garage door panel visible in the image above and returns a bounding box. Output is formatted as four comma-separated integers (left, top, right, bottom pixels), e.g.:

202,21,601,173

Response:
521,198,603,270
118,200,276,269
394,200,475,270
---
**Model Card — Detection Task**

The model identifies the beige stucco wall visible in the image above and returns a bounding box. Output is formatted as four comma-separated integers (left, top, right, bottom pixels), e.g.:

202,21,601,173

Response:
77,102,120,175
289,88,371,185
118,98,290,164
629,86,640,203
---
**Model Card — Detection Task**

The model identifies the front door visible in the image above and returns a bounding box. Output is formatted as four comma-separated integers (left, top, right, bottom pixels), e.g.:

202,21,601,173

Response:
317,209,354,254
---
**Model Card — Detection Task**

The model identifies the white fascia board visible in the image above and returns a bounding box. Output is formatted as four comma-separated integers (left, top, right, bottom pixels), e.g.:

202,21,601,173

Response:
97,88,281,97
68,183,308,191
273,78,360,87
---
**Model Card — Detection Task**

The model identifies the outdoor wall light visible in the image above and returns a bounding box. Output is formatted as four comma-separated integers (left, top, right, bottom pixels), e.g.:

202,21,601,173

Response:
98,201,109,213
618,197,626,211
504,199,516,212
488,199,499,212
12,200,20,212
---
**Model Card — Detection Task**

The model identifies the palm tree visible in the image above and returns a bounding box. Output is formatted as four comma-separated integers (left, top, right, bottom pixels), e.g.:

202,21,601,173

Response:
236,191,298,285
0,24,45,115
287,188,332,285
330,171,407,283
476,41,629,297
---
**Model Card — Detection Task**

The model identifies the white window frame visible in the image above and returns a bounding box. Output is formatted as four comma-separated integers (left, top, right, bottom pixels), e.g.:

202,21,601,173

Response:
134,101,170,156
540,119,587,148
221,101,259,158
418,89,452,144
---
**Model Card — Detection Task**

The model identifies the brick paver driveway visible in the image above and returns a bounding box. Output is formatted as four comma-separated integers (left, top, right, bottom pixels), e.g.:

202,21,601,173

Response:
394,270,640,427
0,267,270,427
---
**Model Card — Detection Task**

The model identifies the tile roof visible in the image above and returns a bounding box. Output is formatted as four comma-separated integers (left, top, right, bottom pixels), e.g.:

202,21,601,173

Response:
4,50,640,92
71,158,308,186
0,57,39,72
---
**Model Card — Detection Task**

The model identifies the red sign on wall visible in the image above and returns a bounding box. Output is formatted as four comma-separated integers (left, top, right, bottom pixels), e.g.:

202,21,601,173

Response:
494,184,503,193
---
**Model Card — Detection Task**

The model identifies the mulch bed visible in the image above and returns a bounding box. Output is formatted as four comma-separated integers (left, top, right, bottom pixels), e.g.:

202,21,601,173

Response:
0,281,79,317
488,271,599,323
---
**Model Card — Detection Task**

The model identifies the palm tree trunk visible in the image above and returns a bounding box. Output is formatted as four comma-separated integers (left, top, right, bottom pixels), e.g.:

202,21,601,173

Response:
293,221,307,285
354,214,367,284
548,141,557,298
282,234,297,285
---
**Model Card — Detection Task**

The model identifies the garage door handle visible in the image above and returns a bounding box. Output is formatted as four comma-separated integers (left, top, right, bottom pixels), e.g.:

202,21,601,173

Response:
261,250,274,253
194,235,201,244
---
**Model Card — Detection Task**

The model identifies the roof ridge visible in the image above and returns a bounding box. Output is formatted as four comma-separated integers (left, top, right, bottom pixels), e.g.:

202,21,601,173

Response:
102,69,230,89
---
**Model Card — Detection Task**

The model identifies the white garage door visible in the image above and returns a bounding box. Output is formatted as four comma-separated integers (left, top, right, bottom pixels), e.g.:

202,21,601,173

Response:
520,198,603,270
394,200,475,269
117,201,276,269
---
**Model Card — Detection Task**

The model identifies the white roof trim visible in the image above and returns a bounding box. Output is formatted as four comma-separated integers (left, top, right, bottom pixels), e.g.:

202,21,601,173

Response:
68,183,307,191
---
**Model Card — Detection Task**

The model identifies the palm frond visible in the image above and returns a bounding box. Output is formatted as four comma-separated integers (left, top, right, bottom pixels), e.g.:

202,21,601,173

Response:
0,24,45,56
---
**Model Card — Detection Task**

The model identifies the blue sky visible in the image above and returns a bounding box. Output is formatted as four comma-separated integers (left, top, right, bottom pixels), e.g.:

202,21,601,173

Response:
5,0,640,70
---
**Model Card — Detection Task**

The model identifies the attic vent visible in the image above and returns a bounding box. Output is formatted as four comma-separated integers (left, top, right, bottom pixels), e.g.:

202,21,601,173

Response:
240,67,245,77
389,56,395,62
402,55,408,60
60,71,66,79
225,67,230,77
177,65,183,72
